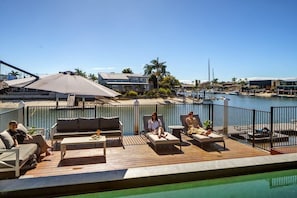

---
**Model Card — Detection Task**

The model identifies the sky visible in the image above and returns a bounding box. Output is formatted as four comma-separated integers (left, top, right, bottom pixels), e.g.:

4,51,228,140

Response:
0,0,296,83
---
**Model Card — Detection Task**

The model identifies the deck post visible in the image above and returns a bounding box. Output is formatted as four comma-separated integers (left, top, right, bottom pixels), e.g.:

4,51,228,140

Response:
223,97,230,134
134,99,139,135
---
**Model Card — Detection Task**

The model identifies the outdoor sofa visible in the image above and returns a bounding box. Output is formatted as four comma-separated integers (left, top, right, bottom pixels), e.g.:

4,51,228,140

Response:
142,115,181,152
180,114,225,149
0,130,38,178
50,117,123,148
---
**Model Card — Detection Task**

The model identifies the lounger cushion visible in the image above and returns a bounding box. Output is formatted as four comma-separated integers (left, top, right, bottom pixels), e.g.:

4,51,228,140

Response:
147,132,180,145
57,118,79,132
192,133,224,143
0,131,15,149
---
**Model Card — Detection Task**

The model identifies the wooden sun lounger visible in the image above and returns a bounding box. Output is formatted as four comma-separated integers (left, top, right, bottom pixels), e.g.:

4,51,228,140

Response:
146,132,181,151
180,114,226,150
143,115,181,152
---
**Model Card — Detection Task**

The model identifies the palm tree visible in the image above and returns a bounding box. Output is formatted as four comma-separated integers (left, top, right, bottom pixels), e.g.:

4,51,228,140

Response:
75,68,87,78
88,73,98,81
144,57,168,89
9,70,20,78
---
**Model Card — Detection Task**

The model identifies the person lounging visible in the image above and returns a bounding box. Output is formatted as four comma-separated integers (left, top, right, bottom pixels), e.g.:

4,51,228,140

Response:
185,111,211,136
147,112,167,139
7,120,52,157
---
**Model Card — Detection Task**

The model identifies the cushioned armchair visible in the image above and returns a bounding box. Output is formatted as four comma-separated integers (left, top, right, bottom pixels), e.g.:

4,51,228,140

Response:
0,131,38,178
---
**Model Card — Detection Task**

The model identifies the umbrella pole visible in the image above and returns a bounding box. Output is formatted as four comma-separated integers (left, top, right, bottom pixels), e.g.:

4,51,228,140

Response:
56,96,59,108
83,97,85,109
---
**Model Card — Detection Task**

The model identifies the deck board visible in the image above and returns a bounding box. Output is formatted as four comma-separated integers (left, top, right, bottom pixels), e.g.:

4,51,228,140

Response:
22,134,270,178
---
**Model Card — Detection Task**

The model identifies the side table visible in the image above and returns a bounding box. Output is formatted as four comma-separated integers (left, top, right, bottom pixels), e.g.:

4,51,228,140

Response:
168,125,184,142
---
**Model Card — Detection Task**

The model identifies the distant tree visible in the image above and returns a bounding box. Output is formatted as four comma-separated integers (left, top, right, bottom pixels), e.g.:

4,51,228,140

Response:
122,68,133,74
144,57,169,89
75,68,87,78
159,75,180,89
232,77,237,83
212,78,219,84
88,73,98,81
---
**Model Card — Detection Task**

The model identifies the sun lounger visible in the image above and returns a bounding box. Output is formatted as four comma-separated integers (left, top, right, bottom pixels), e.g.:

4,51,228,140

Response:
180,114,225,149
142,115,181,151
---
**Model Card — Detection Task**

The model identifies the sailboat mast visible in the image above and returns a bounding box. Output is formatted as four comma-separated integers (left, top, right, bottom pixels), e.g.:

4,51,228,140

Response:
208,59,210,83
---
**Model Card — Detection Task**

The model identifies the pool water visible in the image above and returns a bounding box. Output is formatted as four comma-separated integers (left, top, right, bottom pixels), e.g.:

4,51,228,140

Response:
61,169,297,197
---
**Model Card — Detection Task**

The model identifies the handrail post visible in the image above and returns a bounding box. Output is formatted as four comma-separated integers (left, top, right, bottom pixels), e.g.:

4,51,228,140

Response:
223,97,229,135
18,101,25,124
26,106,29,126
94,105,97,118
270,107,274,149
252,109,256,147
134,99,139,135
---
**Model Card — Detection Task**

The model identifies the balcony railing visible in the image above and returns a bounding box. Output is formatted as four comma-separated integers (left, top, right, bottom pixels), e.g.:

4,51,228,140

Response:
1,102,297,151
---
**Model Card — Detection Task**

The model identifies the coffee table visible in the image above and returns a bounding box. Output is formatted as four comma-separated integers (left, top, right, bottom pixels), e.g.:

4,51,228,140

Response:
60,136,106,160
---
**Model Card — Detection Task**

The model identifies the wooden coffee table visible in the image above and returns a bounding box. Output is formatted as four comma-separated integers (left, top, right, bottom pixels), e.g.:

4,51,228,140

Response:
60,136,106,160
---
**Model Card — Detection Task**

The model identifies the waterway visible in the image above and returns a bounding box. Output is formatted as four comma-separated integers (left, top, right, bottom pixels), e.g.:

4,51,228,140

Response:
210,93,297,111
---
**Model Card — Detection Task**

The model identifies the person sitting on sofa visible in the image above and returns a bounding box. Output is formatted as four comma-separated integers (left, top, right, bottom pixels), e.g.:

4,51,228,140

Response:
7,120,52,156
148,112,167,139
185,111,211,136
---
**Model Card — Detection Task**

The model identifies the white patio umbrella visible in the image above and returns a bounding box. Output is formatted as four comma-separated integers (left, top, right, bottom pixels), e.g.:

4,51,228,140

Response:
24,72,121,97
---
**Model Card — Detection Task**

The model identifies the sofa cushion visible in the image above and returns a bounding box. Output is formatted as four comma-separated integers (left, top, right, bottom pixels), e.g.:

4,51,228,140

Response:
0,131,15,149
0,138,6,150
53,131,96,140
57,118,79,132
100,117,120,130
17,123,28,133
78,118,100,132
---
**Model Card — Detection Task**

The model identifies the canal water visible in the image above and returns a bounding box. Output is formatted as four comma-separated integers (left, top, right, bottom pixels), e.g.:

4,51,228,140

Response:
212,93,297,111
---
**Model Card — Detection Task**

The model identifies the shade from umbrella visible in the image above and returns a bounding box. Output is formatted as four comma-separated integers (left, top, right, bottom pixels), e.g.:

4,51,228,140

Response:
25,72,121,97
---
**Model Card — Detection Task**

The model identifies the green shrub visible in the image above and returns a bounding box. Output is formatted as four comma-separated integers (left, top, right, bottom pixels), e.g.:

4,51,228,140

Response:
126,90,138,97
159,88,171,96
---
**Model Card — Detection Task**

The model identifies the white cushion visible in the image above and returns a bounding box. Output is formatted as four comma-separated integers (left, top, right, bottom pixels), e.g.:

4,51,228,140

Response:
0,131,15,149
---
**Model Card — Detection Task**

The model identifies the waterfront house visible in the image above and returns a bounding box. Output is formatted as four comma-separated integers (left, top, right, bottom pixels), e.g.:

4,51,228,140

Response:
98,72,149,94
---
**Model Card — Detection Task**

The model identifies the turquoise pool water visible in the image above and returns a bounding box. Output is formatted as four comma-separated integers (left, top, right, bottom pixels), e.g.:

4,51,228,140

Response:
62,169,297,197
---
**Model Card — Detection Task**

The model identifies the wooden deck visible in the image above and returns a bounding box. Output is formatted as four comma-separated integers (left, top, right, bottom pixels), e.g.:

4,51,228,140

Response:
21,134,271,178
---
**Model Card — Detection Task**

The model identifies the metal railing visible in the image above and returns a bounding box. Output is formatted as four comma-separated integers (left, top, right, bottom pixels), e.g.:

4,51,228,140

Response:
2,102,297,151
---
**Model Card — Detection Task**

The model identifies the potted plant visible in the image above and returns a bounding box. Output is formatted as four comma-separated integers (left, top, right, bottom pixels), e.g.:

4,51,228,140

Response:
203,120,212,130
28,127,37,135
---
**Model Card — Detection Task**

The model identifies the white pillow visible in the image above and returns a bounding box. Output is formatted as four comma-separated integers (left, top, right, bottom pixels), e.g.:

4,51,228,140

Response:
0,131,15,149
17,123,28,133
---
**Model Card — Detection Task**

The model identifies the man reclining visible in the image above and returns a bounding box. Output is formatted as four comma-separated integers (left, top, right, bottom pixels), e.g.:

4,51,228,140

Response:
185,111,211,136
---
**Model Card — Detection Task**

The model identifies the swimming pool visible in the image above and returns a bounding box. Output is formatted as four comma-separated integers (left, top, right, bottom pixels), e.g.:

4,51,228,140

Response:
64,169,297,197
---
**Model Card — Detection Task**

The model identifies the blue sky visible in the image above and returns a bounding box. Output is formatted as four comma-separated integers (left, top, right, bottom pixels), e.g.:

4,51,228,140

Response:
1,0,296,83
